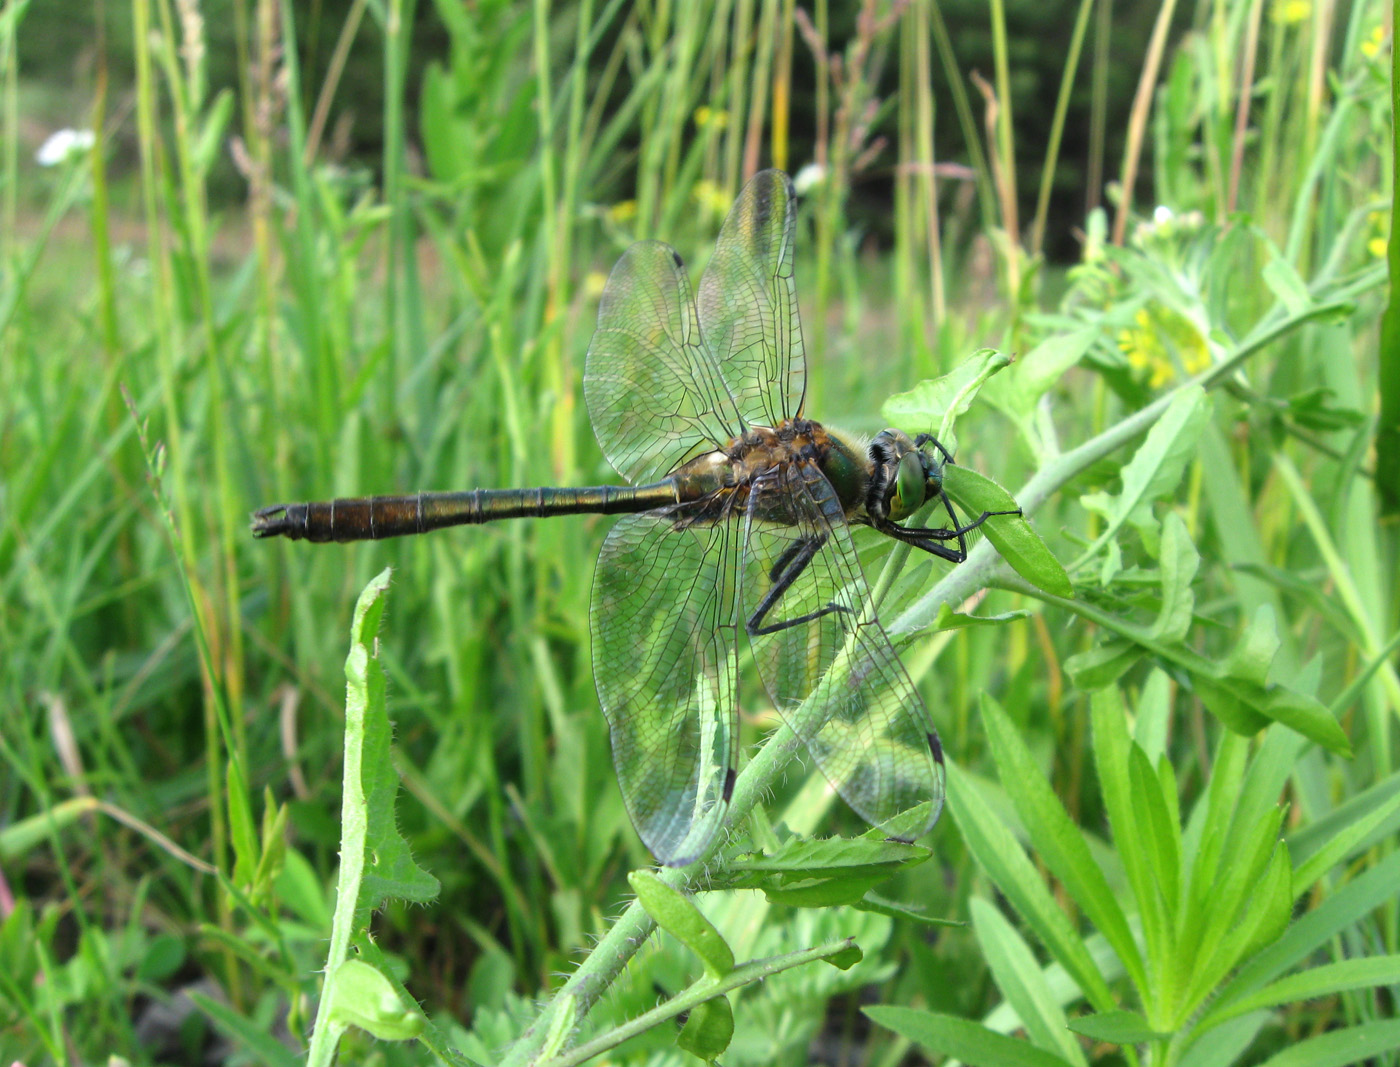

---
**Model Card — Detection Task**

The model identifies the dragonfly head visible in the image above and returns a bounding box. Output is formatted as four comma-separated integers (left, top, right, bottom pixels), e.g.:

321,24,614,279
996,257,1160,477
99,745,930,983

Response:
868,429,954,522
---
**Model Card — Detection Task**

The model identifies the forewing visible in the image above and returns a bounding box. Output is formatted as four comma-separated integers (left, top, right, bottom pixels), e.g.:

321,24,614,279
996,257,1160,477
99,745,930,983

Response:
584,241,744,485
592,506,741,865
698,170,806,427
741,463,944,842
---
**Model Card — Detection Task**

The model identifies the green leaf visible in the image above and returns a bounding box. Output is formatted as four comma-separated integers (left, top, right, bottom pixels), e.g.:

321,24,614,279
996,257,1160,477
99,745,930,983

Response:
1128,744,1181,920
1190,672,1272,736
1283,388,1366,432
628,870,734,977
1261,256,1314,316
325,959,426,1041
984,328,1097,420
1148,513,1198,642
853,893,962,927
865,1006,1077,1067
1209,955,1400,1025
718,835,928,907
1208,850,1400,1017
948,763,1118,1009
1189,670,1351,756
1087,689,1154,989
1064,640,1144,690
881,348,1011,454
1067,1009,1171,1044
824,944,864,970
676,995,734,1061
1177,1011,1271,1067
1290,769,1400,892
932,602,1034,630
1075,387,1212,566
346,570,441,910
1255,1020,1400,1067
943,465,1073,597
1236,840,1294,962
972,898,1087,1066
1183,810,1287,1011
1222,605,1280,687
980,694,1142,991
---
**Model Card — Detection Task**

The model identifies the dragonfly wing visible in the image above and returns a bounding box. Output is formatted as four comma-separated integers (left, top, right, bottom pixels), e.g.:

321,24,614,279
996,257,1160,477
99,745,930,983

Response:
585,241,744,485
741,462,944,842
697,170,806,427
592,506,741,865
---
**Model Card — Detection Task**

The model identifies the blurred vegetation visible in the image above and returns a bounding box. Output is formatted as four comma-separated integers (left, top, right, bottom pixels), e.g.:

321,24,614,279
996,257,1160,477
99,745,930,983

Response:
1,0,1396,1064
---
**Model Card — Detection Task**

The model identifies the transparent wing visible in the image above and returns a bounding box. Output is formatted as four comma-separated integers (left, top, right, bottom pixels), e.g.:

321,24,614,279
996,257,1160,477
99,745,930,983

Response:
697,170,806,427
741,462,944,842
592,505,741,865
584,242,744,485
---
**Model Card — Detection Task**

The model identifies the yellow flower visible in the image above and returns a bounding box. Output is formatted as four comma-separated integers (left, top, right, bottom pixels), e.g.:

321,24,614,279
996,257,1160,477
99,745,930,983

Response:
1271,0,1310,24
1118,304,1210,388
694,105,729,130
608,199,638,223
692,179,731,218
583,270,609,299
1361,25,1388,59
1367,211,1389,258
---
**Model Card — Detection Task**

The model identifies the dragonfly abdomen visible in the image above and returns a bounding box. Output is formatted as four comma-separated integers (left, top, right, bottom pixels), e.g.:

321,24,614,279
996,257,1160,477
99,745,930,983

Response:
251,482,679,543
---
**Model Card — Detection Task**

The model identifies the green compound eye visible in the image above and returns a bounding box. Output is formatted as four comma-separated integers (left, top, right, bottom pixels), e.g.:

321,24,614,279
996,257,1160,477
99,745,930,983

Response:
893,450,926,519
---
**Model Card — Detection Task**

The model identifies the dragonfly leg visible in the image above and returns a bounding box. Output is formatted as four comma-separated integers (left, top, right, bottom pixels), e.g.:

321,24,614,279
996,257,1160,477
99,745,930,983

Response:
876,493,1022,564
746,533,852,637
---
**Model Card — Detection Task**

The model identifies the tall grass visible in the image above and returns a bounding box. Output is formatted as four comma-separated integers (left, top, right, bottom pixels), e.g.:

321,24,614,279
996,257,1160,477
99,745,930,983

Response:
0,0,1395,1064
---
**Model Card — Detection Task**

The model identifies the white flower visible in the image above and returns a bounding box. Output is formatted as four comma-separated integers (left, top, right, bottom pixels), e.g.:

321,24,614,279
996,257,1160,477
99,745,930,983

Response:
793,162,828,194
1152,204,1175,225
36,128,95,167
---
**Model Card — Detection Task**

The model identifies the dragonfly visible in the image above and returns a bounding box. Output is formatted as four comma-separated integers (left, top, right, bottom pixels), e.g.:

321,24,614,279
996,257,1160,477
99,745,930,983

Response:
254,170,1018,866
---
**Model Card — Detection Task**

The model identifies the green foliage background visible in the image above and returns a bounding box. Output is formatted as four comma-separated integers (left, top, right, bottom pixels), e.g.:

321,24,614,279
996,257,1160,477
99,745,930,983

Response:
0,0,1395,1064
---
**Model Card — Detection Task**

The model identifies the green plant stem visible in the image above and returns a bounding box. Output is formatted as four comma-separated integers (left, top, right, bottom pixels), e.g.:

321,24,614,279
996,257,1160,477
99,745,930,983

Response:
541,940,856,1067
1030,0,1095,257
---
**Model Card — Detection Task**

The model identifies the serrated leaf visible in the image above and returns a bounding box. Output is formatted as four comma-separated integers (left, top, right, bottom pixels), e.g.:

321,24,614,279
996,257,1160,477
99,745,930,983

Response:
1067,1009,1170,1044
943,465,1073,597
345,570,440,910
629,871,734,977
677,995,734,1061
